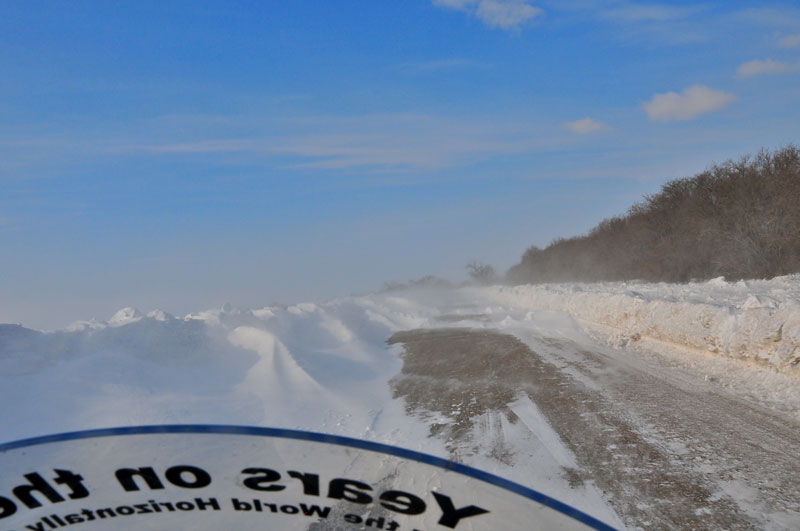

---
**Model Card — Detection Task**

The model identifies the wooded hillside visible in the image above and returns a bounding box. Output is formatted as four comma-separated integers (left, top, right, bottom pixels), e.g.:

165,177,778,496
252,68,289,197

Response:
507,146,800,283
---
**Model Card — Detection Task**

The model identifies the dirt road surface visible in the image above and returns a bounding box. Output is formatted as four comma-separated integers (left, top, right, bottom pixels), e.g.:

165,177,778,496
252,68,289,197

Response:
388,325,800,530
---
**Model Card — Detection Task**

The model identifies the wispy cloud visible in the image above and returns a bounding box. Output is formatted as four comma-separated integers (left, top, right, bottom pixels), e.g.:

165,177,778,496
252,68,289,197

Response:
643,85,735,122
779,33,800,48
563,117,608,134
2,113,570,176
434,0,474,7
397,58,484,75
598,3,701,23
544,1,711,44
735,7,800,29
737,59,800,77
138,114,554,171
433,0,543,31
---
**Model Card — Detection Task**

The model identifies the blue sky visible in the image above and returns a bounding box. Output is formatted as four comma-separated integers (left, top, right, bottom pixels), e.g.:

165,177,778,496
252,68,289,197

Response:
2,0,799,328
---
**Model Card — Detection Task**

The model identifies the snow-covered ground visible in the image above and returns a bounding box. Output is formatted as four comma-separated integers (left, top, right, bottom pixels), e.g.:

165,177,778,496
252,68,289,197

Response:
2,276,799,528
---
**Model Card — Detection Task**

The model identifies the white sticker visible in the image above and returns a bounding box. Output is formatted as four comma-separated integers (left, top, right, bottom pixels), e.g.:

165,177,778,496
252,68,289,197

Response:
0,426,613,530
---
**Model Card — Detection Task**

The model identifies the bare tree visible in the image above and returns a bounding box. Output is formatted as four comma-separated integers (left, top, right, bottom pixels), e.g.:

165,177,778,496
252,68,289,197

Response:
467,261,497,285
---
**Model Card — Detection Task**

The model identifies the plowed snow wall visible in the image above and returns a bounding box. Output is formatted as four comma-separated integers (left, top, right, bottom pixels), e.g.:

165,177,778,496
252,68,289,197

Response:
484,283,800,376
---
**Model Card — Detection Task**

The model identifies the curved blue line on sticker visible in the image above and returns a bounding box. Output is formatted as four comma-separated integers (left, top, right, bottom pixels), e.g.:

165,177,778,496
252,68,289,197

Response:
0,424,616,530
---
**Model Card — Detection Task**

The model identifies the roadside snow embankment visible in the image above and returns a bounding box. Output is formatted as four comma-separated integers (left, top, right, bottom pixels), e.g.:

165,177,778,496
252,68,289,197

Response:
483,275,800,376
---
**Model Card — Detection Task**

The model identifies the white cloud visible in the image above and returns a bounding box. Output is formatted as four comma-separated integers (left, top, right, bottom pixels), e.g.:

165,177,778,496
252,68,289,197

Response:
563,117,608,134
780,34,800,48
600,4,699,23
737,59,800,77
643,85,735,122
476,1,543,29
434,0,543,31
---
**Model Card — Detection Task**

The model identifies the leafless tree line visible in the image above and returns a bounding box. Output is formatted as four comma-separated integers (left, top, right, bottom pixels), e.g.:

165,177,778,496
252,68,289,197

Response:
507,145,800,284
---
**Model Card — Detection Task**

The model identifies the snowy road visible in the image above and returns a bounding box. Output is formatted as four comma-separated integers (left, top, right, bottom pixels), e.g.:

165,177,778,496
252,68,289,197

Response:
389,323,800,530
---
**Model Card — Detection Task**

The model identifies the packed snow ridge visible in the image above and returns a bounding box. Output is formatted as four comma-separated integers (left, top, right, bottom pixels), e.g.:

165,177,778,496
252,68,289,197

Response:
482,274,800,376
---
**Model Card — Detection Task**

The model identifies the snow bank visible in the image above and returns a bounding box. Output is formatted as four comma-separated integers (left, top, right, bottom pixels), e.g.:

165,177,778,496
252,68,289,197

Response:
481,275,800,376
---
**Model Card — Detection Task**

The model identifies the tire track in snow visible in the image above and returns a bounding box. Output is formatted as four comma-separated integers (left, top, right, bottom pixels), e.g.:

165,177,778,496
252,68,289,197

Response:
388,327,780,529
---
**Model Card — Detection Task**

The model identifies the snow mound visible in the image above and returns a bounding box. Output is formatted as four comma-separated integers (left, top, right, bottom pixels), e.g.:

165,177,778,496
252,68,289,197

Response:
146,309,174,321
108,306,143,326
